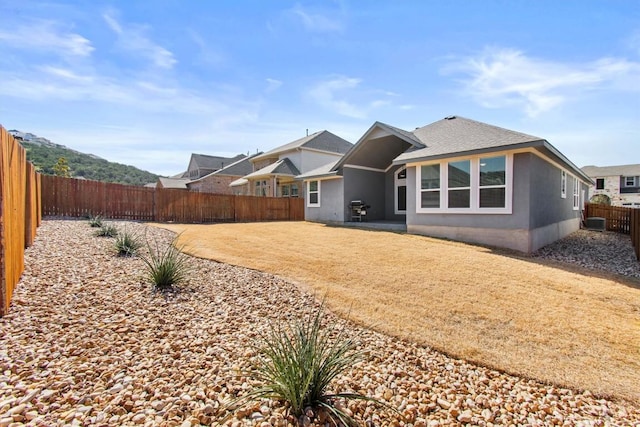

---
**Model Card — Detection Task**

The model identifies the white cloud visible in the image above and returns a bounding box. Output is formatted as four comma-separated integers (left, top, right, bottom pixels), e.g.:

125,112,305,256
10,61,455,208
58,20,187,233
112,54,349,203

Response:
0,21,93,56
265,78,283,93
443,47,640,117
288,3,344,33
103,10,177,69
308,76,367,118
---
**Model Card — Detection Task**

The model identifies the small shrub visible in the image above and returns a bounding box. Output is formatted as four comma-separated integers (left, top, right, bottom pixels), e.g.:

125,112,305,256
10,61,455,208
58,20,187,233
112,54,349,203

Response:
114,229,142,257
95,223,118,237
230,304,389,426
139,237,190,289
88,214,103,228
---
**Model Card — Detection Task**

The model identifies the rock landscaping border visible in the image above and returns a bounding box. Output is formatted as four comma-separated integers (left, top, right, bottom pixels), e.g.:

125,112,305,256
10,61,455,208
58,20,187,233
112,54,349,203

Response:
1,219,639,426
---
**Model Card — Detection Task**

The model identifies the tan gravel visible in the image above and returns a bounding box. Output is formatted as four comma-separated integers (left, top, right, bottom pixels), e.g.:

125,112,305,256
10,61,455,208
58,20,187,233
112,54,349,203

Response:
1,219,639,426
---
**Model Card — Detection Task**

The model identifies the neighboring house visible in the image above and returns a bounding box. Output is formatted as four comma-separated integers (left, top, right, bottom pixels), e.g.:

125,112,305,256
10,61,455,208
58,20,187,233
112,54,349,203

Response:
299,116,591,253
186,153,246,180
186,154,257,195
581,164,640,208
231,130,352,198
156,177,191,189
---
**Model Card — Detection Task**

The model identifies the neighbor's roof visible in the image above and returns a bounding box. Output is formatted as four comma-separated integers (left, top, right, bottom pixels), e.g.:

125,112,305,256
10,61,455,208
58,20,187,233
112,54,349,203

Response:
243,158,301,179
158,177,190,189
251,130,352,161
581,164,640,177
296,159,340,180
229,178,248,187
191,153,246,170
189,154,258,183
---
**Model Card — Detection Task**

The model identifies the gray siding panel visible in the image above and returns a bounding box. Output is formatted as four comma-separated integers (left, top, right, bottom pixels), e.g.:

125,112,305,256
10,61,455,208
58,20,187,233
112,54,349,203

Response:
343,168,386,221
304,178,345,223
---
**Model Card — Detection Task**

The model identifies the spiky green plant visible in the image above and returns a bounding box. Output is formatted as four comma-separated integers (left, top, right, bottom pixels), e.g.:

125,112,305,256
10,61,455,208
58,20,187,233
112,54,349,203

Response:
139,237,190,289
95,223,118,237
114,229,142,257
88,214,103,228
230,304,388,426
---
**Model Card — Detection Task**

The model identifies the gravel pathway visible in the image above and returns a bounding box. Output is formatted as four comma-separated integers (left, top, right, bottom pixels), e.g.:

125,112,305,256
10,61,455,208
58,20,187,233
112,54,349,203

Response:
1,220,639,426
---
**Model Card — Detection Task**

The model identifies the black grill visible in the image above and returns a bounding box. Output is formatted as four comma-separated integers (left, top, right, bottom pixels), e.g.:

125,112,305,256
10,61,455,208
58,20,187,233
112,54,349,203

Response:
349,200,370,222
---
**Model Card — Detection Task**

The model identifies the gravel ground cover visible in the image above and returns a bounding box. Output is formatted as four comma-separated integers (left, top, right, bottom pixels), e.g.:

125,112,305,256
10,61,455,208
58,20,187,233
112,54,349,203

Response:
1,219,639,426
533,229,640,279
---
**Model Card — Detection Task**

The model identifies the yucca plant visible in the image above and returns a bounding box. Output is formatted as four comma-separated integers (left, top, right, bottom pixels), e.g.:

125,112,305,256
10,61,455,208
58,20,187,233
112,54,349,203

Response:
114,228,142,257
88,214,103,228
139,237,190,289
95,223,118,237
230,304,387,426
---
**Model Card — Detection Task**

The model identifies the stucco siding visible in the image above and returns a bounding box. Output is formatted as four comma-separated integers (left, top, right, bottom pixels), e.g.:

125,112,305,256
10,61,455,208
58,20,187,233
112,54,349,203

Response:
304,178,345,223
342,168,386,221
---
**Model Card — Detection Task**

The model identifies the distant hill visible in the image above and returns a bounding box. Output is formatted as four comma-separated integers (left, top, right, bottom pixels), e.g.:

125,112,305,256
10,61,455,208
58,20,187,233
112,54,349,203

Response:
9,130,161,186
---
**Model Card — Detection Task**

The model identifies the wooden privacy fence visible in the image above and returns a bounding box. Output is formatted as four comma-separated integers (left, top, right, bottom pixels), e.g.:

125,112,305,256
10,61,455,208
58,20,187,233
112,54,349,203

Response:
0,127,42,316
41,174,305,223
584,203,640,261
583,203,632,234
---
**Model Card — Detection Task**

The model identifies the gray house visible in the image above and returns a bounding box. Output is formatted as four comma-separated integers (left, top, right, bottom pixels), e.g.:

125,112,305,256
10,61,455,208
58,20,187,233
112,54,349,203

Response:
299,116,592,253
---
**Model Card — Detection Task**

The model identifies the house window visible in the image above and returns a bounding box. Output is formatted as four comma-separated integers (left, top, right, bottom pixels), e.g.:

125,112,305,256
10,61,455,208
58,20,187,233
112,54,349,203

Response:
307,180,320,207
624,176,637,187
255,180,267,196
479,156,506,208
448,160,471,208
281,184,290,197
416,154,512,213
560,170,567,198
573,177,580,210
291,184,299,198
595,178,605,190
420,164,440,208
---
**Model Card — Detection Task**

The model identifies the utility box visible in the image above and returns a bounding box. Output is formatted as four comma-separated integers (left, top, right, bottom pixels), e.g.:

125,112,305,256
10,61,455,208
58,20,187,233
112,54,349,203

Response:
585,217,606,231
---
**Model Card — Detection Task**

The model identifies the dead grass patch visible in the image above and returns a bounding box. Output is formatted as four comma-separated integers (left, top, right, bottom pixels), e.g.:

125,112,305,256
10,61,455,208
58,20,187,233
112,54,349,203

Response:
152,221,640,404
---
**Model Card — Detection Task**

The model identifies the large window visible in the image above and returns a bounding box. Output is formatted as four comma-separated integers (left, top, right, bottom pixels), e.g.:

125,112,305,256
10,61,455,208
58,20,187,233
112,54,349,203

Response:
479,156,506,208
448,160,471,208
420,164,440,208
307,180,320,207
417,154,511,213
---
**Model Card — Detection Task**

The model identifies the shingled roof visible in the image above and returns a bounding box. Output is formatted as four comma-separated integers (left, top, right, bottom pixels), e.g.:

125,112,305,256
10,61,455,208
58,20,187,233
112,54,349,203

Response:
191,153,246,170
581,164,640,177
251,130,352,161
244,158,301,179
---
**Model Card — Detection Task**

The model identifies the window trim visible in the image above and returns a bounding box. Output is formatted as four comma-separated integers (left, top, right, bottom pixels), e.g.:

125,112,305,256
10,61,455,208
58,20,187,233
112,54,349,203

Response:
560,170,567,199
623,176,637,187
307,180,320,207
415,153,513,214
595,178,605,190
572,176,580,210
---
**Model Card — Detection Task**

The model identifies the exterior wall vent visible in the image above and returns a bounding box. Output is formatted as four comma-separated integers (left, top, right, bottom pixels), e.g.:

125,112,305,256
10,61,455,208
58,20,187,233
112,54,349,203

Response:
585,217,606,231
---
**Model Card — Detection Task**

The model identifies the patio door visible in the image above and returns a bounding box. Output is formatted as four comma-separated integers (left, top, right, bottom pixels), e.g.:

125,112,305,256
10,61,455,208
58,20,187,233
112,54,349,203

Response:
395,167,407,214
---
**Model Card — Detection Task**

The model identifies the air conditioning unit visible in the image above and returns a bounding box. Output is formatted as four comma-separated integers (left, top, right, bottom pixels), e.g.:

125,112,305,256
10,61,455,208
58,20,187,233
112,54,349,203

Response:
585,217,606,231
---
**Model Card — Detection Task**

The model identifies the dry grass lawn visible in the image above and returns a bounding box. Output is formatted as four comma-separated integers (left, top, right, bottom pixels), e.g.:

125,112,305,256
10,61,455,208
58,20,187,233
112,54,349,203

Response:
153,221,640,404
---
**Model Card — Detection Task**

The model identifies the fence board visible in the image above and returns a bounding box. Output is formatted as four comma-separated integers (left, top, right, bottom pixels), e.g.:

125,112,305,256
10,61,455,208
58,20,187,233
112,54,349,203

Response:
631,208,640,261
41,175,305,223
1,127,40,315
584,203,631,234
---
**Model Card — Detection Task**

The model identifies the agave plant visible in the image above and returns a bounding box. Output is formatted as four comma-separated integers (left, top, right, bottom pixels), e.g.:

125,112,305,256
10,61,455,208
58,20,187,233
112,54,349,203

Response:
139,236,190,289
88,214,103,228
114,228,142,256
95,223,118,237
230,304,388,426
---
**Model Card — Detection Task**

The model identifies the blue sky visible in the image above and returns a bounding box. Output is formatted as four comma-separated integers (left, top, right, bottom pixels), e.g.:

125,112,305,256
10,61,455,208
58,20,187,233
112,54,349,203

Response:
0,1,638,177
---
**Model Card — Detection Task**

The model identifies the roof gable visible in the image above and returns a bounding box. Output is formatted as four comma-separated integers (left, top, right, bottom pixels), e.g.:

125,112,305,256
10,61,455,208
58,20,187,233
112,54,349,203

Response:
243,157,301,179
252,130,352,162
190,153,246,170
